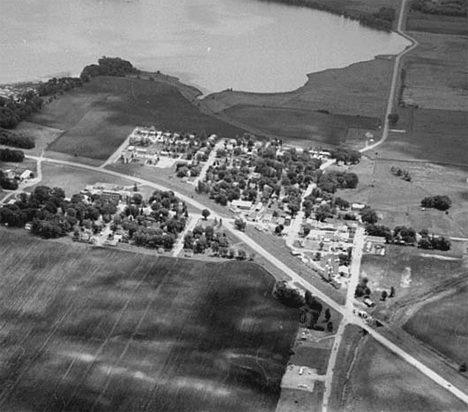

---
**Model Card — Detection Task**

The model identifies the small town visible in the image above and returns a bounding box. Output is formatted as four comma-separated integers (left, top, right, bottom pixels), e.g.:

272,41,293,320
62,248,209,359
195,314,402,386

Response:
1,0,467,410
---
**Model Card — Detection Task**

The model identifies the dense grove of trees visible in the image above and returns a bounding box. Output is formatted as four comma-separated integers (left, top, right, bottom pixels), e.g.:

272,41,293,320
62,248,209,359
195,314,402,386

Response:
421,195,452,211
365,222,451,250
0,186,188,247
317,171,359,193
411,0,467,16
0,91,43,129
418,230,451,251
329,147,361,165
0,148,25,162
80,57,140,81
0,170,18,190
128,190,188,250
0,130,35,149
275,283,333,331
182,223,240,257
259,0,395,30
0,186,72,237
36,77,84,97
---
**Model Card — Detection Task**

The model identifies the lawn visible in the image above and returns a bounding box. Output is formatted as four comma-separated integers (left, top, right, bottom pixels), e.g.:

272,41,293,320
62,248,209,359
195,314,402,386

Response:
0,229,298,412
337,157,468,237
27,162,135,196
221,105,379,147
360,244,467,321
404,284,468,365
30,76,245,161
341,337,467,411
204,58,394,120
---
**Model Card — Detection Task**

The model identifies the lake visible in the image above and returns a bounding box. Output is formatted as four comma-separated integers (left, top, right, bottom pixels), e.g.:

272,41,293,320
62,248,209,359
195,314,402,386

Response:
0,0,410,93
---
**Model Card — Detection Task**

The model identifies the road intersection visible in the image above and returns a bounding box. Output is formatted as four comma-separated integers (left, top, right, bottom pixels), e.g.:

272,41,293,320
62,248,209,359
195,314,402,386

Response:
18,154,468,405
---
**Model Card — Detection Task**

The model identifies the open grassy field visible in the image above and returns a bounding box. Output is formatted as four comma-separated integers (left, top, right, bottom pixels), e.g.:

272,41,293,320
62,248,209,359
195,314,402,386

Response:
401,32,468,111
204,58,393,120
407,11,468,35
337,158,468,237
404,284,468,365
220,105,379,147
360,244,467,320
0,229,298,412
30,76,245,161
341,337,467,412
28,162,135,196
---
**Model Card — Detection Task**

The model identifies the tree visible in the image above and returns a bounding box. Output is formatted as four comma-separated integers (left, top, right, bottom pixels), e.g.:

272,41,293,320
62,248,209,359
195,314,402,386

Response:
459,363,467,373
234,218,246,231
275,224,284,235
324,308,331,322
381,290,388,301
327,322,333,332
202,209,211,220
361,208,378,224
388,113,399,127
389,286,395,298
236,249,247,260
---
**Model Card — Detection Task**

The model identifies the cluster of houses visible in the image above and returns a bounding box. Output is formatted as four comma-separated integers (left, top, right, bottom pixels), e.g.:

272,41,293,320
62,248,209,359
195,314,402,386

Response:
1,168,34,182
119,126,216,168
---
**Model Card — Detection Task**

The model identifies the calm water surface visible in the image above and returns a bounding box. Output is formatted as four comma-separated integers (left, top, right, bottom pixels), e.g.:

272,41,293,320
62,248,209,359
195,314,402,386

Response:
0,0,410,93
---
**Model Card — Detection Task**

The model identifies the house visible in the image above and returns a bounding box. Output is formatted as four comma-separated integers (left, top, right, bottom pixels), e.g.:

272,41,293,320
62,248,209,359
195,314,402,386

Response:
366,235,387,244
338,265,350,277
231,199,253,210
352,203,366,211
363,298,375,307
20,170,33,181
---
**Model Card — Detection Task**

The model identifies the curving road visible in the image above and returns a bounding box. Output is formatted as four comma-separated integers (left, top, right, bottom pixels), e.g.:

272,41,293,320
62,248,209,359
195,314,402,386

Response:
360,0,419,154
23,154,468,405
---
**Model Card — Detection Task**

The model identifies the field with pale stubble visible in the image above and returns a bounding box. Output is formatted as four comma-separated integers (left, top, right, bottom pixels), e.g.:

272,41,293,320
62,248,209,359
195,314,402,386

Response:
0,229,297,412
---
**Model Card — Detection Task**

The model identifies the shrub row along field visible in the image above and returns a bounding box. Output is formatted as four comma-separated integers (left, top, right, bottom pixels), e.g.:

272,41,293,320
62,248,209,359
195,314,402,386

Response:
221,105,379,146
31,76,245,161
0,229,297,412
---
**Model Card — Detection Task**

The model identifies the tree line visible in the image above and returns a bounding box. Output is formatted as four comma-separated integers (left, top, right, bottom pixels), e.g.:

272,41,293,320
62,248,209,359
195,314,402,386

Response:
0,57,139,131
0,148,25,162
0,130,35,149
258,0,395,31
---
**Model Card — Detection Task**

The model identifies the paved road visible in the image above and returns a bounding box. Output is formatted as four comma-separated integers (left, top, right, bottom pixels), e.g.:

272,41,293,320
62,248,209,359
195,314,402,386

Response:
172,213,201,257
322,226,364,412
23,154,468,405
191,139,224,188
360,0,419,154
